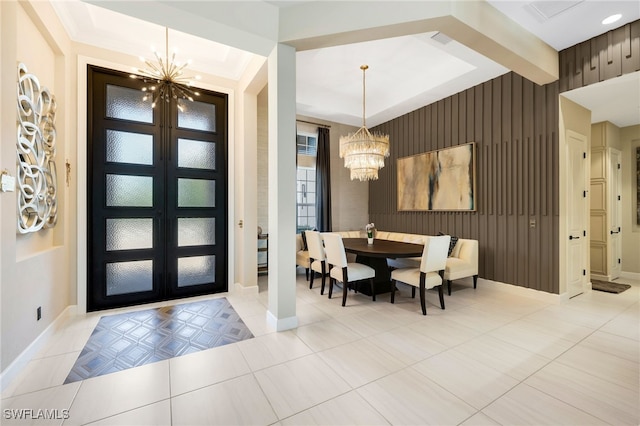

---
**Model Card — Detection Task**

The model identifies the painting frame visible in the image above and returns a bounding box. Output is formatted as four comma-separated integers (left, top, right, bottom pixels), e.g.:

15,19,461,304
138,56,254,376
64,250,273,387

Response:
397,142,476,212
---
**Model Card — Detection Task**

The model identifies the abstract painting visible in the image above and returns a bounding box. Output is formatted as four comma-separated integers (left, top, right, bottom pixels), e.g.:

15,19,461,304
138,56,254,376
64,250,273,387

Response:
398,142,475,211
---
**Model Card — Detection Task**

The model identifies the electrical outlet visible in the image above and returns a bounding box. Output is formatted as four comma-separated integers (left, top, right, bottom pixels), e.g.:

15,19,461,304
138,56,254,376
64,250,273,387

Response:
37,306,42,321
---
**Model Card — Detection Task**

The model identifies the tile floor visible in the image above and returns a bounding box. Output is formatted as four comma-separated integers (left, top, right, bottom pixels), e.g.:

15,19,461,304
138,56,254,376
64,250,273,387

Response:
1,274,638,425
64,298,253,383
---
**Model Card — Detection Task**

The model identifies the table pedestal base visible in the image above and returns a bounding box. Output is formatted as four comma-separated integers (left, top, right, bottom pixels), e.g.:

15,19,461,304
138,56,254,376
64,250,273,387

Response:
354,255,393,295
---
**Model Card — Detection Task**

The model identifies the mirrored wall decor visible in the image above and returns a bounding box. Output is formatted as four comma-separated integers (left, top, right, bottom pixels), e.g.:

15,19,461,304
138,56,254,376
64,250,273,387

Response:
16,63,58,233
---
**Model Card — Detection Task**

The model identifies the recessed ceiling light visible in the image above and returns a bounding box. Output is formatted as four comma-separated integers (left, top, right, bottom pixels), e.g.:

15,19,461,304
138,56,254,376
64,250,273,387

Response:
602,14,622,25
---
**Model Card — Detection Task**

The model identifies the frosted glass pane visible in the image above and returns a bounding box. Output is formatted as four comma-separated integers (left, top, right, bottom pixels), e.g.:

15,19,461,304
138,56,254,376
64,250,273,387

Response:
106,85,152,123
177,100,216,132
178,139,216,170
106,260,153,295
106,218,153,251
106,130,153,165
177,179,215,207
178,256,215,287
178,218,216,247
106,175,153,207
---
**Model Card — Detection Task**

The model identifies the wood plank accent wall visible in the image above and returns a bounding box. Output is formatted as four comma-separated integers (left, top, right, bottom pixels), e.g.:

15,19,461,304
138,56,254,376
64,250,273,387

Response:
559,19,640,93
369,72,560,293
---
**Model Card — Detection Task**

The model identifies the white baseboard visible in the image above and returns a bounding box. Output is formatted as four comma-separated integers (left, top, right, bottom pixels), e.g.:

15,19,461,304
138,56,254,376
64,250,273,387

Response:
234,282,259,294
0,305,77,393
620,271,640,281
590,273,611,282
266,311,298,331
478,278,566,304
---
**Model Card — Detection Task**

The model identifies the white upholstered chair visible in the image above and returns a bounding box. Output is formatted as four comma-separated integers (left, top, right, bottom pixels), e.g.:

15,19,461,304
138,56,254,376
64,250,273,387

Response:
306,230,328,294
323,233,376,306
390,235,450,315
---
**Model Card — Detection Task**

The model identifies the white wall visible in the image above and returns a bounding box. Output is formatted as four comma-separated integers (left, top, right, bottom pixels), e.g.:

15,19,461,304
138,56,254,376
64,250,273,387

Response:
621,125,640,274
1,0,74,372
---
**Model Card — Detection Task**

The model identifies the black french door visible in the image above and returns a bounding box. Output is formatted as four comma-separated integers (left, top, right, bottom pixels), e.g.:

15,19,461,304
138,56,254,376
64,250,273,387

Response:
87,65,227,311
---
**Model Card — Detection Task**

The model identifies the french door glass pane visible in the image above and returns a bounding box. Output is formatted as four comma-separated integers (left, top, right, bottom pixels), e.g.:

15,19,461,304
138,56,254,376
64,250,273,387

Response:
178,218,216,247
106,84,152,123
106,218,153,251
106,174,153,207
177,178,215,207
106,260,153,295
177,138,216,170
177,255,215,287
106,130,153,165
177,100,216,132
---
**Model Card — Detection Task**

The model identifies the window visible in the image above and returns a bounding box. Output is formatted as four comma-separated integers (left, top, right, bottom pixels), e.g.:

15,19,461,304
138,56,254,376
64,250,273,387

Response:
296,132,317,233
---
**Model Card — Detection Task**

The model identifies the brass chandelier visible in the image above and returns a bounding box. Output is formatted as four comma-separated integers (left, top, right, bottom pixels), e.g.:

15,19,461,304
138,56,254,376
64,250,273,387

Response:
339,65,390,181
130,27,200,108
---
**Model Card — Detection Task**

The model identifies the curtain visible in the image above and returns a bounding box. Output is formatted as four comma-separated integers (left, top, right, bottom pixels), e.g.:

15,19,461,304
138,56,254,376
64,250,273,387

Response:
315,127,332,231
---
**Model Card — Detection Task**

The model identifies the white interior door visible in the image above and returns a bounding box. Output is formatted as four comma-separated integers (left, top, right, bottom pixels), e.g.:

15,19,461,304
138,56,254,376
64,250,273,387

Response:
610,149,622,279
567,132,588,297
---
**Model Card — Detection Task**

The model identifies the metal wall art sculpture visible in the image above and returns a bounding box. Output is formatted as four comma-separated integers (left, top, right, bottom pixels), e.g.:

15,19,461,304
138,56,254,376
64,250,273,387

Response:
16,63,58,233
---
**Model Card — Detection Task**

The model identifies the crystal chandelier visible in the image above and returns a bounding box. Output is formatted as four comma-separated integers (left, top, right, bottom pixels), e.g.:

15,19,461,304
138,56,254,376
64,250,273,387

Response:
130,27,200,108
339,65,390,181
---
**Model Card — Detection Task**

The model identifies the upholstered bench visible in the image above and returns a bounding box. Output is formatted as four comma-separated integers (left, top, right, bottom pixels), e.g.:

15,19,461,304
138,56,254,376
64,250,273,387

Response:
381,232,479,295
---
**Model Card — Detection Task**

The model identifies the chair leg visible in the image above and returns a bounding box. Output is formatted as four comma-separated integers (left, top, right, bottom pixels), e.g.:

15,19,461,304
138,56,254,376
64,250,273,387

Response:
391,279,396,304
320,263,327,295
447,280,452,296
342,268,349,307
328,277,334,299
305,268,309,281
473,275,478,289
411,287,416,299
438,285,445,309
309,270,315,289
342,281,348,307
370,278,376,302
419,283,427,315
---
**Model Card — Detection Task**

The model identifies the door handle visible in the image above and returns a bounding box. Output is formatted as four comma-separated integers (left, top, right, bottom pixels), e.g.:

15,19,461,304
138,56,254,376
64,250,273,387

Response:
610,230,619,235
569,235,581,240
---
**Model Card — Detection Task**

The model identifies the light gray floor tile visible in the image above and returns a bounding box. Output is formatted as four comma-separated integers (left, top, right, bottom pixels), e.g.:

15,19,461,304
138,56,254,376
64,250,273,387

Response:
237,329,313,371
412,349,520,410
171,374,277,425
253,354,351,419
317,338,407,387
280,391,390,426
526,361,640,425
482,383,608,425
0,382,80,426
169,343,252,396
65,360,170,426
85,400,171,426
453,334,551,381
357,368,476,425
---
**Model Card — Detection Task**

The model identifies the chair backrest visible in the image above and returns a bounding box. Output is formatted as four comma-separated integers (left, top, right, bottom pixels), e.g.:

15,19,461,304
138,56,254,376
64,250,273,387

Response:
306,230,325,261
322,233,348,268
420,235,451,273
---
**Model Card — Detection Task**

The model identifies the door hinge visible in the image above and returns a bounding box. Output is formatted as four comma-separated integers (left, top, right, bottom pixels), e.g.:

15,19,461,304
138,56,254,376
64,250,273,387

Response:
582,269,586,276
617,163,621,169
583,190,587,198
583,152,587,159
618,258,621,264
618,195,621,201
583,230,586,237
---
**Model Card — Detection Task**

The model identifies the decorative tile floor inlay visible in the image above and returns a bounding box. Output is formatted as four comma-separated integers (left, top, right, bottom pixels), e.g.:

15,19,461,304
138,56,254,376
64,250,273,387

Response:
64,298,253,383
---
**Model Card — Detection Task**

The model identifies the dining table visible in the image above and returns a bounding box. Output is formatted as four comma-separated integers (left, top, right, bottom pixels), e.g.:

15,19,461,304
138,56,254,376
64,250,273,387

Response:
341,238,424,295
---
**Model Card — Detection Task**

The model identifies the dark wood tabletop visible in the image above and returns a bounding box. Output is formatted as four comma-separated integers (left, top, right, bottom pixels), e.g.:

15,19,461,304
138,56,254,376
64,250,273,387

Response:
342,238,423,259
